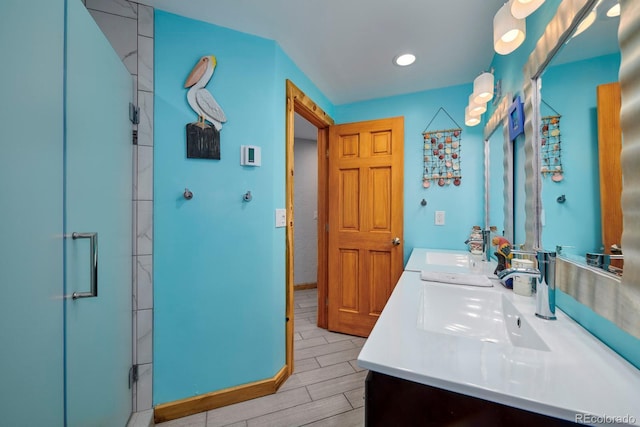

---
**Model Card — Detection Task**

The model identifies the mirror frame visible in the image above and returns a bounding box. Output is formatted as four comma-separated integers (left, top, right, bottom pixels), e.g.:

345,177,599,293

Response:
483,94,514,244
522,0,639,338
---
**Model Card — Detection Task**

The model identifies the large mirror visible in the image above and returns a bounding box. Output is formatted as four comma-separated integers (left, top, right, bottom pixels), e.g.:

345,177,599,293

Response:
522,0,640,338
538,0,620,266
484,95,514,246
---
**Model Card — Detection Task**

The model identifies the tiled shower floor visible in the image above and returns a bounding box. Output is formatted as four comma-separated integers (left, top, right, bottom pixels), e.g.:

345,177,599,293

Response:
157,288,367,427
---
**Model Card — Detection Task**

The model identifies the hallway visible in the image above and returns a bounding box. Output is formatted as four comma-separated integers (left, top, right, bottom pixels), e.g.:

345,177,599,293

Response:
157,288,367,426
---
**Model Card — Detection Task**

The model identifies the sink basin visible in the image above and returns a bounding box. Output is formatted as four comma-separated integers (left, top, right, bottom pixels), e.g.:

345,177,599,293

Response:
425,251,472,268
405,249,496,276
417,284,550,351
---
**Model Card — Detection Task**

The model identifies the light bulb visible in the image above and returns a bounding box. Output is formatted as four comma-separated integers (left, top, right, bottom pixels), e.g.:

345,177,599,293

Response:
465,107,480,126
394,54,416,66
494,2,526,55
473,72,495,104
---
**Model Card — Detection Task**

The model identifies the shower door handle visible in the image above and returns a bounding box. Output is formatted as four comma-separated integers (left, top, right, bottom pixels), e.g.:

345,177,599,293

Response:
71,232,98,299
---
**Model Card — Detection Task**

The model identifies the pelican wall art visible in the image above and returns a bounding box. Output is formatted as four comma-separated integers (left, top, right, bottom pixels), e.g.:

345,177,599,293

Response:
184,55,226,159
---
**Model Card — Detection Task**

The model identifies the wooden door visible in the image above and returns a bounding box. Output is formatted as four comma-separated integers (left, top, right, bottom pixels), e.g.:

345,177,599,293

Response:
597,82,622,267
327,117,404,337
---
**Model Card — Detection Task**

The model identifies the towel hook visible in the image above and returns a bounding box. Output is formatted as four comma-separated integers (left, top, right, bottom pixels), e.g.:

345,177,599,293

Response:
243,191,252,202
184,188,193,200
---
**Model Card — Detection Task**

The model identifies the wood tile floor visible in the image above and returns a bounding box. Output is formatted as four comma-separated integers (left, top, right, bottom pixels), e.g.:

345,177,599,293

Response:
157,288,367,427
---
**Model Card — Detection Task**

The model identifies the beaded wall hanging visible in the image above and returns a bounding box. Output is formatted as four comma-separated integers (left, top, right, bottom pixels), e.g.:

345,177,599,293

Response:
422,107,462,188
540,100,563,182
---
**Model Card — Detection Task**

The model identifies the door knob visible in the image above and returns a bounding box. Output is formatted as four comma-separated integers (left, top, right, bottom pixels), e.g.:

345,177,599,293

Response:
392,237,401,246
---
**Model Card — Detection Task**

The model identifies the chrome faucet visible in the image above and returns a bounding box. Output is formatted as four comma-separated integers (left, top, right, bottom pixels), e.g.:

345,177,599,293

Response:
535,250,557,320
497,249,557,320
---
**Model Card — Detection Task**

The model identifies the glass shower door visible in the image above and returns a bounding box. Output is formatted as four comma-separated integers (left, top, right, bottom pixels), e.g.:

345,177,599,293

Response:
64,1,133,425
0,1,66,425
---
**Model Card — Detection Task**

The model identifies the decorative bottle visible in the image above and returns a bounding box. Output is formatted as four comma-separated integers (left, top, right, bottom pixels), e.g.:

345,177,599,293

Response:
467,226,483,255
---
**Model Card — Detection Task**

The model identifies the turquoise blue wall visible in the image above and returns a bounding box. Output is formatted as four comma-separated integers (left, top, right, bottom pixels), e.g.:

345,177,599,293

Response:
335,85,485,263
153,1,638,404
153,11,333,405
489,2,640,369
541,53,620,255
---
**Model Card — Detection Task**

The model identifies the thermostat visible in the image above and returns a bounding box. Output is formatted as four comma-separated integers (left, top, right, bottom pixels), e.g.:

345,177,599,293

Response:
241,145,261,166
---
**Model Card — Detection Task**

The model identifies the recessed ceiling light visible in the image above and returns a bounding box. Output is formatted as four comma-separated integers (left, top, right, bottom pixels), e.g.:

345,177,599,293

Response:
394,54,416,67
607,3,620,17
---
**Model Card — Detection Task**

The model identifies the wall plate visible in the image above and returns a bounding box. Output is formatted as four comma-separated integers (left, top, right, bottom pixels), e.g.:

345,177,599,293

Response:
241,145,261,166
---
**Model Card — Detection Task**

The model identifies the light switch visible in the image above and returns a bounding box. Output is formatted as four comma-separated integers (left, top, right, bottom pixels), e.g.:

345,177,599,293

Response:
275,209,287,228
435,210,445,226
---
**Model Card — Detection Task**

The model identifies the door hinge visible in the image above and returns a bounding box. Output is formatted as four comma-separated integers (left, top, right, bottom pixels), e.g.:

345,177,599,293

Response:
325,223,329,232
326,149,329,158
132,130,138,145
326,297,329,306
128,364,139,389
129,102,140,124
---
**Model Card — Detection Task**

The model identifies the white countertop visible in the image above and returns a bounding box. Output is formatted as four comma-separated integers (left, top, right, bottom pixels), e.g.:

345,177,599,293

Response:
358,249,640,425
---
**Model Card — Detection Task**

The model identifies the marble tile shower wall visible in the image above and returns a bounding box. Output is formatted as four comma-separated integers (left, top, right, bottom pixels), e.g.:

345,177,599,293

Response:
85,0,154,413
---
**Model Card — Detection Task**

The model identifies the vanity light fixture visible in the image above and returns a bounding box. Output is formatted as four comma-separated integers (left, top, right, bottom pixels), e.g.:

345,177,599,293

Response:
468,94,487,116
510,0,546,19
494,1,526,55
394,53,416,66
465,107,481,127
606,3,620,17
472,71,495,104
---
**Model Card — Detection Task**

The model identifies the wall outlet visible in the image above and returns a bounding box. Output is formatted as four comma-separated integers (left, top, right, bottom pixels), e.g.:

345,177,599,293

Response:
275,209,287,228
435,210,445,226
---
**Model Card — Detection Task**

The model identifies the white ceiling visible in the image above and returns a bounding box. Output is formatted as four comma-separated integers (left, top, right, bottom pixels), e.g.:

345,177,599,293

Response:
140,0,505,105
